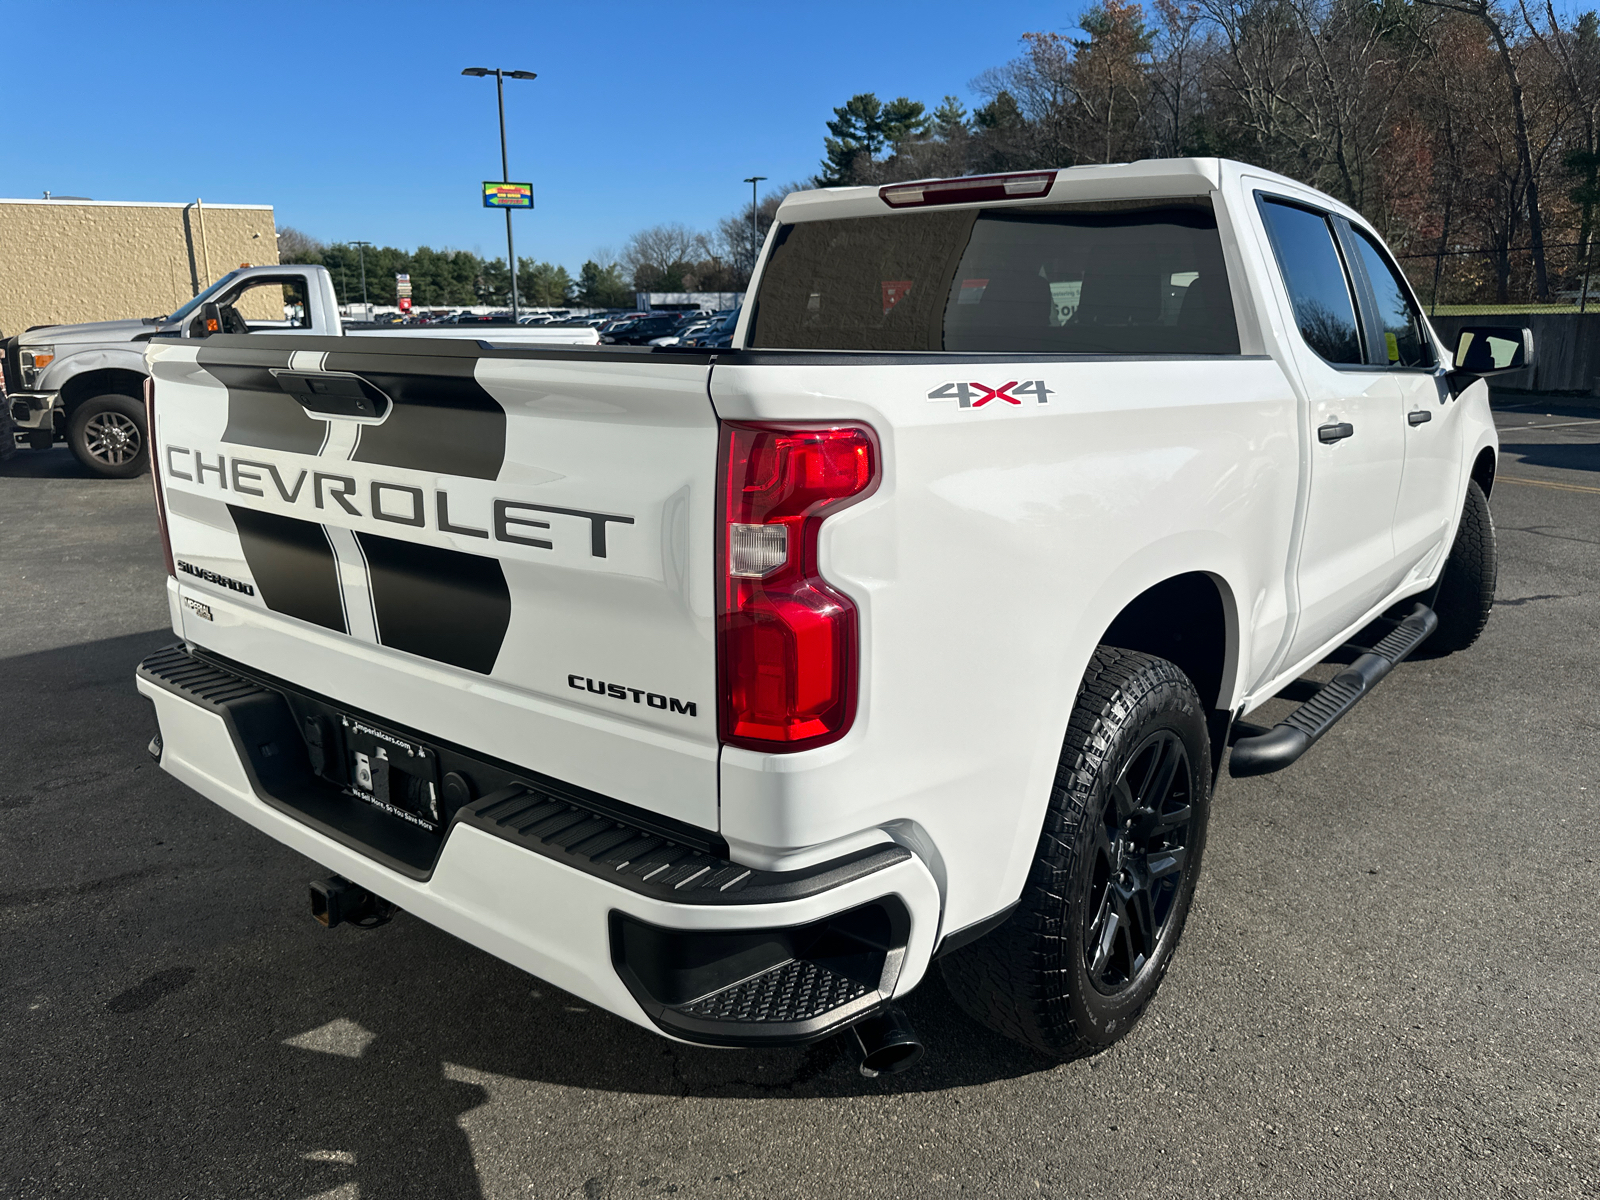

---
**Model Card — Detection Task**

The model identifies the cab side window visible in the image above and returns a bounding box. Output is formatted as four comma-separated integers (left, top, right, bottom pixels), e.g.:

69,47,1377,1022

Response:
1257,197,1364,366
217,277,310,332
1348,230,1434,368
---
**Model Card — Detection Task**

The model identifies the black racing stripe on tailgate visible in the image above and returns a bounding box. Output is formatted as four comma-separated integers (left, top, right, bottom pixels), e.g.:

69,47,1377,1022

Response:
355,531,510,674
227,506,347,633
209,363,328,455
322,356,505,480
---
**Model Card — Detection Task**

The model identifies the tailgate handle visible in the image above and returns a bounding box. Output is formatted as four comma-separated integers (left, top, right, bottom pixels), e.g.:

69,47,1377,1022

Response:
271,369,391,421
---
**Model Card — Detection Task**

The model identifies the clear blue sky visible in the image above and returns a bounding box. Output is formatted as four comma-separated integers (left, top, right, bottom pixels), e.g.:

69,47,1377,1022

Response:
2,1,1083,271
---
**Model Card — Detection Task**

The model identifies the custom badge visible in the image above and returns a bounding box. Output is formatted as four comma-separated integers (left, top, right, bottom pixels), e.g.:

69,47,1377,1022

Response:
927,380,1054,409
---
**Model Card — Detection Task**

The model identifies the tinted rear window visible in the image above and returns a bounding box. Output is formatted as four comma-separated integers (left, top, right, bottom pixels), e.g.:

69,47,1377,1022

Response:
747,200,1239,355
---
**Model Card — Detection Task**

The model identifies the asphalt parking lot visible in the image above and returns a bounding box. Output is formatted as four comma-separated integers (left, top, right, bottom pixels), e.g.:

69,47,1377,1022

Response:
2,399,1597,1200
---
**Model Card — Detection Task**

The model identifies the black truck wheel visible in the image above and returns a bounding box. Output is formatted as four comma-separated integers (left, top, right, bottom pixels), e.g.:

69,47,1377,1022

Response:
942,647,1211,1058
1427,480,1497,654
68,393,148,478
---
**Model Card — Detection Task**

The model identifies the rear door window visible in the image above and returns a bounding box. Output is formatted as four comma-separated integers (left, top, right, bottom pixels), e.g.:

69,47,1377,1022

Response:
1256,198,1364,365
747,200,1239,355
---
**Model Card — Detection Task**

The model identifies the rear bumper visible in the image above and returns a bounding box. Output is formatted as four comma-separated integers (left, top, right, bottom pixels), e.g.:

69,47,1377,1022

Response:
135,645,940,1045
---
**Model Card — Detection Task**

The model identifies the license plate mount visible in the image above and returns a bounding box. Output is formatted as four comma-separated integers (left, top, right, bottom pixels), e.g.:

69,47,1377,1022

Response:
327,714,443,833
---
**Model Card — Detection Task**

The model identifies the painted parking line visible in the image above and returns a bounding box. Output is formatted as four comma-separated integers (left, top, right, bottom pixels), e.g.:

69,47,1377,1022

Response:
1498,474,1600,494
1497,418,1600,430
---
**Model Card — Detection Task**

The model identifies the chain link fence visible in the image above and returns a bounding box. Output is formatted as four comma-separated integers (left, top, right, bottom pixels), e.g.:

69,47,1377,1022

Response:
1395,240,1600,316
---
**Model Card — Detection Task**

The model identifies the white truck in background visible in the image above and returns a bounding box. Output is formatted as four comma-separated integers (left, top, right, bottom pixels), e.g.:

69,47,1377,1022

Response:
1,264,597,477
136,159,1528,1075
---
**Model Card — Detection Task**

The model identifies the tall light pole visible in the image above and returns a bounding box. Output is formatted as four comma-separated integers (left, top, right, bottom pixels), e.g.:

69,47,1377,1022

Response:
743,176,767,280
463,66,537,320
350,241,372,311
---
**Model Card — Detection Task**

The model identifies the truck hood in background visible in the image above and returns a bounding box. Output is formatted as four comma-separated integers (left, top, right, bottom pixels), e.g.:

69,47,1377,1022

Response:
22,318,156,346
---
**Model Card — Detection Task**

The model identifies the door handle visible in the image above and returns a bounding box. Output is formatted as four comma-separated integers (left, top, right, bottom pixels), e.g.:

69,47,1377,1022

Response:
1407,409,1432,426
1317,422,1355,444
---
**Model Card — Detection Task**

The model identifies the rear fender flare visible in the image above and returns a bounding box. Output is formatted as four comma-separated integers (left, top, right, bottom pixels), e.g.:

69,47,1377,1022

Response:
986,536,1246,926
1058,531,1246,719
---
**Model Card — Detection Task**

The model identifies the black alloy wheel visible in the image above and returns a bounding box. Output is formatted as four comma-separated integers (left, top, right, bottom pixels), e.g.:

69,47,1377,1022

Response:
1083,729,1193,993
942,647,1211,1058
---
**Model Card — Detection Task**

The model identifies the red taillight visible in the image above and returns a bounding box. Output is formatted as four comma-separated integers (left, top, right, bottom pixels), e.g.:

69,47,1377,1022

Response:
879,170,1057,209
717,422,879,751
145,376,175,577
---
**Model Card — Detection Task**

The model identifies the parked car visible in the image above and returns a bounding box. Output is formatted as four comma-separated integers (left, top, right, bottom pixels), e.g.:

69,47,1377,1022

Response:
681,308,741,349
649,316,717,347
598,313,648,335
601,313,686,344
137,158,1520,1076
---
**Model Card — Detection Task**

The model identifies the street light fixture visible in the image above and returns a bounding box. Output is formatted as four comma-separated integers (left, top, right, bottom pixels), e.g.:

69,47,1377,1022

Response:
463,66,538,321
743,176,768,279
350,240,372,311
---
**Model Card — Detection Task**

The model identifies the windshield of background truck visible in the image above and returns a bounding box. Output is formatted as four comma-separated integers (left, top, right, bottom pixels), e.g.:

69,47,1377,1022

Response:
164,270,244,325
747,199,1240,354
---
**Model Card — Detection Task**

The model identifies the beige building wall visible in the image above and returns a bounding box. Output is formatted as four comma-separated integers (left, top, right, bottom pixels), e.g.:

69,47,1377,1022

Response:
0,199,279,335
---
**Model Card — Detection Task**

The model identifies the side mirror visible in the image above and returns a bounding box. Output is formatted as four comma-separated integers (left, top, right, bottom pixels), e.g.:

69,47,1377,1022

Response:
1447,325,1532,396
189,302,224,338
1453,325,1532,374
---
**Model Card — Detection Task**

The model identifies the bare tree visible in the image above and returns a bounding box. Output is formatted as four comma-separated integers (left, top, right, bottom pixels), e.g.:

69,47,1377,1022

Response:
1195,0,1311,171
1149,0,1207,154
713,182,806,282
275,226,324,261
623,224,710,290
1417,0,1551,296
1521,0,1600,282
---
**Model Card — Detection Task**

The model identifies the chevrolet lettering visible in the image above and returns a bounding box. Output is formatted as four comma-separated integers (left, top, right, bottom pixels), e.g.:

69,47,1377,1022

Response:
163,446,634,558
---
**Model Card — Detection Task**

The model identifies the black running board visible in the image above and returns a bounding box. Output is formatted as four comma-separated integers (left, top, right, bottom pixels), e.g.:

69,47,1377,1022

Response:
1229,603,1438,778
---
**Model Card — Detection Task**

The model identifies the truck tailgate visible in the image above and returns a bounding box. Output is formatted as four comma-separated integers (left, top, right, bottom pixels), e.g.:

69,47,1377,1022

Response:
146,336,721,830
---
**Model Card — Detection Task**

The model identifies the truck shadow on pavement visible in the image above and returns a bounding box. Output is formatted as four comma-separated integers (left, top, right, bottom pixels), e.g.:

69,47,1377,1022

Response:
0,445,105,479
4,629,1063,1200
152,931,1061,1199
1499,441,1600,473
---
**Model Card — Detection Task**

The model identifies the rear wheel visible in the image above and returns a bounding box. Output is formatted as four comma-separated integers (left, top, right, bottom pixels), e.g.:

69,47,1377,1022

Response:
942,647,1211,1057
1427,480,1496,654
67,393,148,478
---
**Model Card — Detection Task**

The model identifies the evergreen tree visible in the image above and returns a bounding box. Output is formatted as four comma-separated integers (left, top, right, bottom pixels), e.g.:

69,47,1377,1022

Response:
818,93,931,185
518,260,575,305
974,90,1023,131
932,95,970,139
576,260,633,308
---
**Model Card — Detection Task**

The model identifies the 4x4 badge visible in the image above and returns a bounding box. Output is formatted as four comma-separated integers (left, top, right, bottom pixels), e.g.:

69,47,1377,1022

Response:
927,380,1054,408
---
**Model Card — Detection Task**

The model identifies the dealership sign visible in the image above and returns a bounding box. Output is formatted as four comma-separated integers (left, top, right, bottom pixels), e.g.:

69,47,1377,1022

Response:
483,182,534,208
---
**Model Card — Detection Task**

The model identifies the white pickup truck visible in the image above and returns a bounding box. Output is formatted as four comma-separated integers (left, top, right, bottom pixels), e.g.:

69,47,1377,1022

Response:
136,159,1527,1076
1,264,597,477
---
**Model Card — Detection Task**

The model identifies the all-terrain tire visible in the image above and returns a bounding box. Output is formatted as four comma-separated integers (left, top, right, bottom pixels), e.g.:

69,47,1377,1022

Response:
1427,479,1496,654
67,393,148,479
941,647,1212,1058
